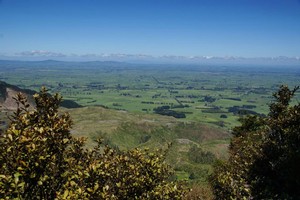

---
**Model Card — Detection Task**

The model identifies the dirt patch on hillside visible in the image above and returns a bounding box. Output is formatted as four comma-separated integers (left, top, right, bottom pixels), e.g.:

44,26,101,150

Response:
1,88,34,110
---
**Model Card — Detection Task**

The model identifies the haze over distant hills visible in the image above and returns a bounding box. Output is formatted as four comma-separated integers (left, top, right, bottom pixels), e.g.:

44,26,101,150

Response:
0,53,300,66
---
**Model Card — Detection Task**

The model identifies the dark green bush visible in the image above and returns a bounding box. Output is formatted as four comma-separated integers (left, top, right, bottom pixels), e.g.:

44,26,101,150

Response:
210,85,300,199
188,146,216,164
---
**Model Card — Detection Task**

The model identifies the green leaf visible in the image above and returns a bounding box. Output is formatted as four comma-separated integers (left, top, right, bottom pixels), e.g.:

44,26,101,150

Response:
63,189,69,198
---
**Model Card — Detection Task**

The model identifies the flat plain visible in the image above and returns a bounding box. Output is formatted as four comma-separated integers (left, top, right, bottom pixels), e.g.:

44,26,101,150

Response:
1,61,299,129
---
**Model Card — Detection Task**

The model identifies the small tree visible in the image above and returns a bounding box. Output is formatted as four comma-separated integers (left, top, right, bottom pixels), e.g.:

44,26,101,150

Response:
210,85,300,199
0,87,73,199
0,88,186,199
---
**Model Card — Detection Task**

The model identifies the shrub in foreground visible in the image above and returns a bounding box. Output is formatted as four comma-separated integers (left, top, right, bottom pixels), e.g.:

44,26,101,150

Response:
0,88,186,199
210,85,300,199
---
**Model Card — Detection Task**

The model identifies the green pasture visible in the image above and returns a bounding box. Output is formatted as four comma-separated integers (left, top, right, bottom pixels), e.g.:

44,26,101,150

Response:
1,63,299,130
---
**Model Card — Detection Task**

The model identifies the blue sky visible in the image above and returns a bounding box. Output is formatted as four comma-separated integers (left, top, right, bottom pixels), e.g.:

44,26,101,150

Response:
0,0,300,60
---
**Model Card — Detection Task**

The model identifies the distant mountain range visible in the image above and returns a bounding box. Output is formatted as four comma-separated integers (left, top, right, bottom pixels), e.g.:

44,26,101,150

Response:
0,52,299,66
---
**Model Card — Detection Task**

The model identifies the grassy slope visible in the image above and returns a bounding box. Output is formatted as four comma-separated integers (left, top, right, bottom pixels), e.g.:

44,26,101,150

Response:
67,105,230,183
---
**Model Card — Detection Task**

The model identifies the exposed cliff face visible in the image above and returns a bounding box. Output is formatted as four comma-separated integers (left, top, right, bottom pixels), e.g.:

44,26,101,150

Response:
0,81,36,110
0,81,82,110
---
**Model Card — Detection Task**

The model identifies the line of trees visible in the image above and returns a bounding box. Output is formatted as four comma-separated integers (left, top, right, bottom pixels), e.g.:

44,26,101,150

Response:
153,106,186,118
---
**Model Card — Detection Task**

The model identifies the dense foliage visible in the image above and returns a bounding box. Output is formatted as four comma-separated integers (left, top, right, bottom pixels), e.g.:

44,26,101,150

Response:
210,85,300,199
0,88,186,199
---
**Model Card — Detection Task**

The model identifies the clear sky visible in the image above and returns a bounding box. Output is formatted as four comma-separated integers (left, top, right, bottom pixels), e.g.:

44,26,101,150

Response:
0,0,300,60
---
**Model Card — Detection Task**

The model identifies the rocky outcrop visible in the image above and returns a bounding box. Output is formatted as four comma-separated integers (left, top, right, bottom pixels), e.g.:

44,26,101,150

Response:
0,81,82,110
